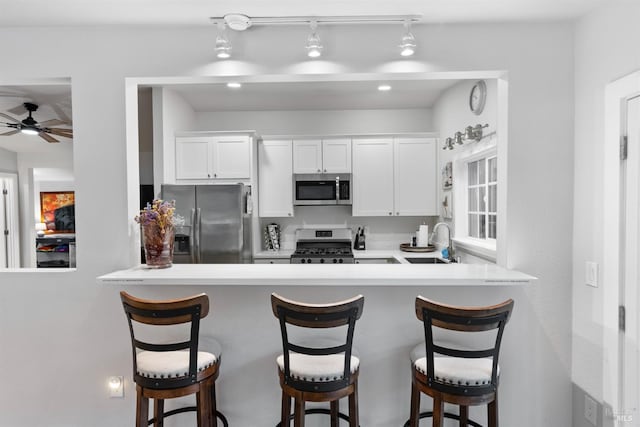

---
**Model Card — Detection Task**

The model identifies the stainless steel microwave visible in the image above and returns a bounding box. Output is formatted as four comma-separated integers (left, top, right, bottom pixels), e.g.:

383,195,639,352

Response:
293,173,352,206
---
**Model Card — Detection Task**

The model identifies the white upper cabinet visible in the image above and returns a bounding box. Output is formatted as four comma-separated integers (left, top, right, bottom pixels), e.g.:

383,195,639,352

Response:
293,138,352,174
258,140,294,217
175,134,251,180
321,138,352,173
352,137,437,217
352,138,395,216
394,138,437,216
175,137,210,180
293,139,322,173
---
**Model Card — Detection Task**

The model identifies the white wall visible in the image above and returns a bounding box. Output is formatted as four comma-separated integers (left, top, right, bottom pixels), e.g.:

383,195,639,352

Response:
152,87,196,195
572,0,640,420
195,108,433,135
0,22,574,427
432,80,499,261
0,146,18,172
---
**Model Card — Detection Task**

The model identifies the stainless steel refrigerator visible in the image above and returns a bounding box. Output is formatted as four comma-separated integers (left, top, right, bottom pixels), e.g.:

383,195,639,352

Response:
161,184,252,264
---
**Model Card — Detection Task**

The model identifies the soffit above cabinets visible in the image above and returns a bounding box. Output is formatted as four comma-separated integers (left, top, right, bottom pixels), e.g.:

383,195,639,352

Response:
160,79,460,112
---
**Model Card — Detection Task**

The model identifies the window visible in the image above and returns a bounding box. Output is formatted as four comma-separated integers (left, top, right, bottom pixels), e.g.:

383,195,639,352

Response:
467,155,497,241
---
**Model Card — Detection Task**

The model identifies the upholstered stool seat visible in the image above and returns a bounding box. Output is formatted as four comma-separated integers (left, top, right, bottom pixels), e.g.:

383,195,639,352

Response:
271,293,365,427
410,343,498,387
137,348,219,380
406,297,514,427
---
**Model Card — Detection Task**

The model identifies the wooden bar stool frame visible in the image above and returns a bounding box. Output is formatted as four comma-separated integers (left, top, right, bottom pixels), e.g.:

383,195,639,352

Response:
407,296,514,427
271,293,364,427
120,291,228,427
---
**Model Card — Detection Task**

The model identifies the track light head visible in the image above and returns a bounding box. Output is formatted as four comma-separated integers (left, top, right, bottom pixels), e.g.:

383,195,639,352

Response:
399,19,416,57
215,22,232,59
305,20,323,58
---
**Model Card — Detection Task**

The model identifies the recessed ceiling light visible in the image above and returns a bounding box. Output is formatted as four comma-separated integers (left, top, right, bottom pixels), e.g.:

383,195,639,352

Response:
227,82,242,89
378,84,392,92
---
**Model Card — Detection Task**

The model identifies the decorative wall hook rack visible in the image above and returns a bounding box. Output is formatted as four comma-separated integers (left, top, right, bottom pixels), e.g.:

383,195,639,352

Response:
443,123,490,150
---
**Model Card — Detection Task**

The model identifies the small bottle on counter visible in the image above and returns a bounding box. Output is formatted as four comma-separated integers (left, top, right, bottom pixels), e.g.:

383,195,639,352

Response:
411,236,417,247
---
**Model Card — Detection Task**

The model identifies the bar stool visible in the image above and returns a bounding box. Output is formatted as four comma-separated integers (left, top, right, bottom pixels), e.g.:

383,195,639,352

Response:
406,296,514,427
120,291,228,427
270,293,365,427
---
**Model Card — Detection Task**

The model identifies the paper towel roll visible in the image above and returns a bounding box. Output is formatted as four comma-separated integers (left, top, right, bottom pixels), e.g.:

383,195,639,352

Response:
417,225,429,247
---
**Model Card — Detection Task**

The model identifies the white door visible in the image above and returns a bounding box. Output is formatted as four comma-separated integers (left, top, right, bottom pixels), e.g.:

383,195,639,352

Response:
394,138,437,216
258,140,294,217
622,95,640,423
352,138,394,216
0,173,20,268
212,135,251,179
175,137,210,179
293,139,322,174
322,138,352,173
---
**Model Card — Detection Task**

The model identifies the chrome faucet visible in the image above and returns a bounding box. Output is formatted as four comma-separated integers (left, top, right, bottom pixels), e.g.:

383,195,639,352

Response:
429,222,455,262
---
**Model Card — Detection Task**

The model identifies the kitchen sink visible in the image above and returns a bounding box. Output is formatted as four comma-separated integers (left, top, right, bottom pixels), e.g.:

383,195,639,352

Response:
404,257,448,264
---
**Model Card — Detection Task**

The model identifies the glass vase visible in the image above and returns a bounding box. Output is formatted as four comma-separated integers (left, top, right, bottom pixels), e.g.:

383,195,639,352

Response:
141,223,175,269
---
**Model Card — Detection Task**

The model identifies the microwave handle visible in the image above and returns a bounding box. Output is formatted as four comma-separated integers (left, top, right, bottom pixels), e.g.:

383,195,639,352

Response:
335,176,340,203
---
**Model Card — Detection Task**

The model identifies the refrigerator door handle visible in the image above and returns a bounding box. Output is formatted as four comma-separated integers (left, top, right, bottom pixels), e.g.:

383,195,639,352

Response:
189,208,197,264
194,208,202,264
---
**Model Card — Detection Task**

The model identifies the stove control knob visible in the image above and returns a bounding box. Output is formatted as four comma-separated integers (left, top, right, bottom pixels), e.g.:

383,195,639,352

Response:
320,259,325,263
307,258,312,264
301,259,305,264
333,259,337,263
338,259,344,264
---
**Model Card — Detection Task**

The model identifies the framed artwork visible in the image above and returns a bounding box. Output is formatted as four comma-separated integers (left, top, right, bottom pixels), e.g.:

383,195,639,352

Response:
442,191,453,219
40,191,75,233
442,161,453,189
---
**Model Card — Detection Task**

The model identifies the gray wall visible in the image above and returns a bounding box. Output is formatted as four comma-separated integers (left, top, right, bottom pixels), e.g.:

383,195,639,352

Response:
0,22,574,426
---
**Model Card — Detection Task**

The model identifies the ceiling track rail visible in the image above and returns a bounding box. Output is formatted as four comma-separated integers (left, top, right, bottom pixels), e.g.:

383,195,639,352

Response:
211,14,422,30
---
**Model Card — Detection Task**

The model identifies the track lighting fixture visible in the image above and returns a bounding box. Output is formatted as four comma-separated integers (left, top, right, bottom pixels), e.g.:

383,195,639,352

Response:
215,21,232,59
399,19,416,57
305,20,323,58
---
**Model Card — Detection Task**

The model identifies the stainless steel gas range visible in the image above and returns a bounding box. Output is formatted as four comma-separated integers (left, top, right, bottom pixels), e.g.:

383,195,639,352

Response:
290,228,355,264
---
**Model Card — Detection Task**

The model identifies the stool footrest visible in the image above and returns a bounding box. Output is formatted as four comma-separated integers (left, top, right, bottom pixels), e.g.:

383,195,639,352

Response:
148,406,228,427
403,411,483,427
276,407,359,427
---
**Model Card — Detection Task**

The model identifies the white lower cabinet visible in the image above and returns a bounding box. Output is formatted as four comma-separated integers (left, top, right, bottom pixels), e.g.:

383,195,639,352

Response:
353,137,436,217
258,140,294,217
254,258,290,264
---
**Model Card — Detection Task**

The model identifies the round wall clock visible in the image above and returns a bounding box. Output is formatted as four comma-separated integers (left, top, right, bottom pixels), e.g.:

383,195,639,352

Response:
469,80,487,115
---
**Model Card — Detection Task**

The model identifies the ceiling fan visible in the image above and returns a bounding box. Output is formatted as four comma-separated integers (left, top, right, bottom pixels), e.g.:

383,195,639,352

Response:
0,102,73,143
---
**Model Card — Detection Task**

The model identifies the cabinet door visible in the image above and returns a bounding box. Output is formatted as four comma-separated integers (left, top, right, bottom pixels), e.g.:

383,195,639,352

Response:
394,138,437,216
175,137,211,179
211,135,251,179
293,139,322,174
258,140,294,217
352,138,394,216
322,138,352,173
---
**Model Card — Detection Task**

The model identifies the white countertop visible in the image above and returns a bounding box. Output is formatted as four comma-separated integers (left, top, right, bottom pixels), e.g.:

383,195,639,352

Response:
97,262,535,286
254,248,443,261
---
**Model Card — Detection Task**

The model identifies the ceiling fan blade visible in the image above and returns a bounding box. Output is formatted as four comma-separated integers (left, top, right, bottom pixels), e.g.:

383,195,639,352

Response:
39,132,59,143
7,104,28,116
0,129,20,136
39,119,66,127
0,112,20,123
46,128,73,138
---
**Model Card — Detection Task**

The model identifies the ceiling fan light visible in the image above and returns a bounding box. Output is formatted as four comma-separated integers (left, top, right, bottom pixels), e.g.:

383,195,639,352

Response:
20,126,39,136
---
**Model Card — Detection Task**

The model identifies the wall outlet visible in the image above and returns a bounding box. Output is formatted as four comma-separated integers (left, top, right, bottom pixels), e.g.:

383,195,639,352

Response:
586,261,599,287
108,376,124,398
585,394,598,425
